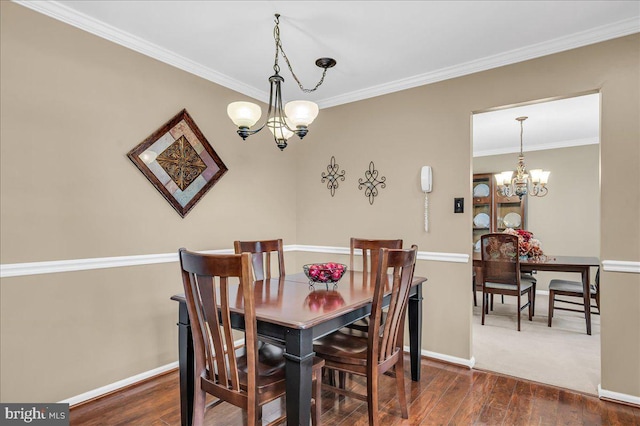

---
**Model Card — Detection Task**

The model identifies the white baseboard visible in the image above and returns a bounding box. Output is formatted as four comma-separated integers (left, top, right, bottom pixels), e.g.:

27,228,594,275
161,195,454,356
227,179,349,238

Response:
598,384,640,406
60,338,248,406
59,361,178,406
404,345,475,369
412,351,640,407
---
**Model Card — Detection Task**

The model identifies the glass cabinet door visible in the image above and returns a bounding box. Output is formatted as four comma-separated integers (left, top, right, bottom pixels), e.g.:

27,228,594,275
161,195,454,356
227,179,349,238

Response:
473,174,492,250
472,173,527,251
495,194,526,231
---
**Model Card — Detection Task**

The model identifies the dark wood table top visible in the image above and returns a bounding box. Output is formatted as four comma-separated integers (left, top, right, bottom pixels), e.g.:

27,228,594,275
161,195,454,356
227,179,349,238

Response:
172,271,427,330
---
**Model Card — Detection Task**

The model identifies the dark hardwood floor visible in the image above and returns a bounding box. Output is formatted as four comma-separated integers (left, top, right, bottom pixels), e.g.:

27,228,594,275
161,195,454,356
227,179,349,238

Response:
70,356,640,425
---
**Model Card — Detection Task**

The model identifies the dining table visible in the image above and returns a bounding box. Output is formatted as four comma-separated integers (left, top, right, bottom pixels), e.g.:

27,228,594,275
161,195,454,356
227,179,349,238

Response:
473,253,600,335
171,270,427,426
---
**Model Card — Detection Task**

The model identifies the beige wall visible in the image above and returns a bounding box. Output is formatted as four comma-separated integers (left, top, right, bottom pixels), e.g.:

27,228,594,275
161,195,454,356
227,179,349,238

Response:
0,2,300,402
475,144,601,290
1,2,639,402
299,35,640,397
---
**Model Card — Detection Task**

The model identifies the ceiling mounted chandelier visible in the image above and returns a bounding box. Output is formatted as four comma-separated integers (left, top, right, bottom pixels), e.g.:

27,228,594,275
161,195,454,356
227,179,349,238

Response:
495,116,550,199
227,14,336,151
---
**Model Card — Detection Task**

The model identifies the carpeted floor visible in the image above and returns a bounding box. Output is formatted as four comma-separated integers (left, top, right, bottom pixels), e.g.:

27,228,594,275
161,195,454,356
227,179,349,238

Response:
472,292,600,395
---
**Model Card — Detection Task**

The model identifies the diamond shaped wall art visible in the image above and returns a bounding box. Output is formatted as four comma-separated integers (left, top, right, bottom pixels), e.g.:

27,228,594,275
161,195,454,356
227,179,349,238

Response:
127,109,228,217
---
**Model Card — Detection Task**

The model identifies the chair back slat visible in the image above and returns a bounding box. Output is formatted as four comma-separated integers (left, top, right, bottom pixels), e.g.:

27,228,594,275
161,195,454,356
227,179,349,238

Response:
234,239,285,280
179,249,255,399
368,246,417,364
197,275,233,387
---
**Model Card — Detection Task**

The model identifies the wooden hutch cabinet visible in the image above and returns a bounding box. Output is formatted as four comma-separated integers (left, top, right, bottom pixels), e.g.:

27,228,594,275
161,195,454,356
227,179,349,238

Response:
473,173,527,250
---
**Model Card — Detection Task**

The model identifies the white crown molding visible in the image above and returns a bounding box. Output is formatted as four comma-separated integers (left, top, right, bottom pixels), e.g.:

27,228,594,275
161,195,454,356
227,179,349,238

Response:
602,260,640,274
598,384,640,406
12,1,640,109
11,0,269,103
473,137,600,158
0,245,467,278
317,17,640,108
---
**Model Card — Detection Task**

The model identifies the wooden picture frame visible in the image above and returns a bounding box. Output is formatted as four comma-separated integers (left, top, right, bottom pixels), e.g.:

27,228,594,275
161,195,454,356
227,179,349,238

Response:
127,109,228,218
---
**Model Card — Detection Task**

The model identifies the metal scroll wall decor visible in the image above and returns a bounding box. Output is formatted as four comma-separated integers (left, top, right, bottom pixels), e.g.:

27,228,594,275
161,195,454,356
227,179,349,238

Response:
321,156,346,196
358,161,386,205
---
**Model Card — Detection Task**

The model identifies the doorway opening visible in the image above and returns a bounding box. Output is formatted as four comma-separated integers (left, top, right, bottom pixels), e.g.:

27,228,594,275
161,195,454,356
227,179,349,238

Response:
471,92,601,395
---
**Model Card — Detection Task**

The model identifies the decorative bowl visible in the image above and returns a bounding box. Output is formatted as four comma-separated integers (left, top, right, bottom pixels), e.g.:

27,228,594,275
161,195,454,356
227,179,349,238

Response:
302,263,347,285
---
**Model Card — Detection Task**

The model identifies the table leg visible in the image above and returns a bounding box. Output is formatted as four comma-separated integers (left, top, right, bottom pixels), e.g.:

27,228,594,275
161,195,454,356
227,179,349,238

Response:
284,328,314,426
177,301,194,426
583,268,592,335
408,282,423,381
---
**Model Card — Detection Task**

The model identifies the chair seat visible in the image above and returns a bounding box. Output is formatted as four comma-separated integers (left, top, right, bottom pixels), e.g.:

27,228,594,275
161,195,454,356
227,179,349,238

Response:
549,279,597,294
231,352,324,393
314,331,369,366
257,341,286,366
338,326,368,338
521,275,537,284
229,356,286,394
485,280,533,292
343,310,388,334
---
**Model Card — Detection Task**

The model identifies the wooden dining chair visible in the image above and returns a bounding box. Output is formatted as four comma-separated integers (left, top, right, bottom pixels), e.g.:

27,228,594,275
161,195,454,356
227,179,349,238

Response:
335,238,402,388
313,246,418,426
480,234,533,331
521,272,537,315
346,237,403,332
548,268,600,330
335,237,405,385
234,239,287,350
178,248,324,426
473,267,480,306
234,239,285,280
475,267,537,317
350,237,403,275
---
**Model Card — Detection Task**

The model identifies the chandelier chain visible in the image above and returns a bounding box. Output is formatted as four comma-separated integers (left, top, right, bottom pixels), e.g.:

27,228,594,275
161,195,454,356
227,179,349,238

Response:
519,119,524,155
273,14,328,93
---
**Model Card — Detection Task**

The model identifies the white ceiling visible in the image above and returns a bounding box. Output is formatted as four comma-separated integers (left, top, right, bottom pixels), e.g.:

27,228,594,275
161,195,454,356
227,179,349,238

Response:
472,93,601,157
14,1,639,153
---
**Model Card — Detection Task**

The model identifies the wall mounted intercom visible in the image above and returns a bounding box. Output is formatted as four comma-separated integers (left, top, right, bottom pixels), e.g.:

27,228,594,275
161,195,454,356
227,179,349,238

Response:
421,166,432,193
421,166,432,231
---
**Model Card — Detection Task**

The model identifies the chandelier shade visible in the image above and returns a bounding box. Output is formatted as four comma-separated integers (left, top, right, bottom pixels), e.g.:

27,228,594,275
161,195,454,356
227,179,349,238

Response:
267,117,295,148
495,116,550,199
284,100,319,128
227,102,262,128
227,14,335,151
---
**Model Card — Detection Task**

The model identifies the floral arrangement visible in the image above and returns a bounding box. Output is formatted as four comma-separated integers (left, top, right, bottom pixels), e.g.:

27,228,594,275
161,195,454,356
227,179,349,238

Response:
502,228,544,259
